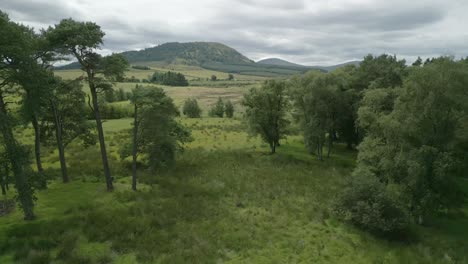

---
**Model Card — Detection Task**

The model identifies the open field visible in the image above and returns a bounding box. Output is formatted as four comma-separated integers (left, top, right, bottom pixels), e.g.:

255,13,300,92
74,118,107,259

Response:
1,115,467,263
1,62,467,264
55,63,270,82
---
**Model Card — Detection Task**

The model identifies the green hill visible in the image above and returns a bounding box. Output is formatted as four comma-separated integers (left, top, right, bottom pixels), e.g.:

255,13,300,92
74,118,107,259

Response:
122,42,253,65
57,42,358,77
257,58,308,68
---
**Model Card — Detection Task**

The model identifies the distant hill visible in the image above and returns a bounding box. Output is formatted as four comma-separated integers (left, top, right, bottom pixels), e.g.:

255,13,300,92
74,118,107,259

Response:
257,57,361,72
57,42,360,76
122,42,253,65
257,58,307,68
318,61,361,71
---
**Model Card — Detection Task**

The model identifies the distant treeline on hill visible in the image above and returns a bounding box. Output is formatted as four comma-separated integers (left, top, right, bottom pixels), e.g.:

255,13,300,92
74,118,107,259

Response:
150,71,189,86
131,65,151,70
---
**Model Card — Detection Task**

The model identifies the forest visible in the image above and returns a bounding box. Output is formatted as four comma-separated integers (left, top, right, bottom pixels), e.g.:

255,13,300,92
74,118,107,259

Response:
0,9,467,264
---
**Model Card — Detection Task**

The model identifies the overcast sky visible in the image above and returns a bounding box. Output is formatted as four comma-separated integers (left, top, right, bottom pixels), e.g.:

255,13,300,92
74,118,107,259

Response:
2,0,468,65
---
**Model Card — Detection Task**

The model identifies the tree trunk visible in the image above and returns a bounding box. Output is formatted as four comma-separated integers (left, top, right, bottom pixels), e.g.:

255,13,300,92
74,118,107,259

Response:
89,84,113,191
327,133,333,158
131,104,138,191
0,95,35,220
317,142,323,161
270,142,276,154
51,102,69,183
0,181,5,196
31,114,47,189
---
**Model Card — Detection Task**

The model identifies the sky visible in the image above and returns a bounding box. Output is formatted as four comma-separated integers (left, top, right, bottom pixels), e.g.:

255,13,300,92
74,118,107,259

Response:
2,0,468,66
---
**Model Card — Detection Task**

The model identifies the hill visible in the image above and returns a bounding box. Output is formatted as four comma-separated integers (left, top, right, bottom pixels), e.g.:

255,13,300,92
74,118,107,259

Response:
57,42,359,76
257,58,307,68
122,42,253,65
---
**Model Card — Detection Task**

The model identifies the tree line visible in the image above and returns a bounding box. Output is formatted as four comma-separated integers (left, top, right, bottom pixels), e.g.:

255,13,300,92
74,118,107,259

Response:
242,55,468,235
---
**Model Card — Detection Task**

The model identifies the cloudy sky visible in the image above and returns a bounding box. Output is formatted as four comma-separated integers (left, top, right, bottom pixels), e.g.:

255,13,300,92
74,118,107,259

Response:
2,0,468,65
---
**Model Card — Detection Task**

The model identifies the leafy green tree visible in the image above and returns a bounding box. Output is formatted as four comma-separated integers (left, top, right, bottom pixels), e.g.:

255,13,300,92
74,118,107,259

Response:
46,19,129,191
228,74,234,80
40,78,95,183
209,97,225,117
211,75,217,81
290,70,354,159
0,11,37,219
242,80,289,154
225,100,234,118
182,98,202,118
124,85,192,190
354,54,407,91
336,58,468,234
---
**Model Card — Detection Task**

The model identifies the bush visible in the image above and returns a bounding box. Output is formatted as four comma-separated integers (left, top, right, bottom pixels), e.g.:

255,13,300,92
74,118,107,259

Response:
182,98,202,118
208,98,224,118
334,169,410,235
225,100,234,118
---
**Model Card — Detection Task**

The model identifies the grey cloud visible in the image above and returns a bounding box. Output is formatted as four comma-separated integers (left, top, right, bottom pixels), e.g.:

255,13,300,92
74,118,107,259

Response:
1,0,467,65
1,0,81,24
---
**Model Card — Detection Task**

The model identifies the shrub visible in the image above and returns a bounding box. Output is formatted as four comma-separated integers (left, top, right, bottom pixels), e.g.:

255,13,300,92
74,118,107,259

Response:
334,169,410,235
182,98,202,118
208,98,224,118
225,100,234,118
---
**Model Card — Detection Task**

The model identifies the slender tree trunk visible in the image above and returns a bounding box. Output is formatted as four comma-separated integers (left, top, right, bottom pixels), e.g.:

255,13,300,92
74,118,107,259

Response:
327,132,333,158
0,94,35,220
89,82,113,191
31,114,47,189
0,169,6,195
131,104,138,191
51,102,69,183
317,142,323,161
1,181,5,196
270,142,276,154
4,164,9,191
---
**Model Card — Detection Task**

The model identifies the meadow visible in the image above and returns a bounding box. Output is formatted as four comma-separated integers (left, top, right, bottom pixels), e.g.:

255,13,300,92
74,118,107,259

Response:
0,66,467,264
1,117,467,263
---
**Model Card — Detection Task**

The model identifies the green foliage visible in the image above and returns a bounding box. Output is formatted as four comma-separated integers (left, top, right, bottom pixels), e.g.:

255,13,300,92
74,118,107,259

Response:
118,85,192,189
182,98,202,118
290,70,359,158
208,97,225,117
336,58,468,235
354,54,407,90
150,71,188,86
40,78,96,148
242,80,289,153
224,100,234,118
228,73,234,80
334,171,410,235
210,75,217,81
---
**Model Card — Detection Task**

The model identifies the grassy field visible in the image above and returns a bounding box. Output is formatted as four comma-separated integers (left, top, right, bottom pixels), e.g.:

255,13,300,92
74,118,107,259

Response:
1,116,467,263
1,66,467,263
54,63,270,82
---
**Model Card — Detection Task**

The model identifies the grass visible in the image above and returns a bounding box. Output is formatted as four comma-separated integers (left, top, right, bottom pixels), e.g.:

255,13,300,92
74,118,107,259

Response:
2,65,468,263
54,63,269,82
0,117,467,263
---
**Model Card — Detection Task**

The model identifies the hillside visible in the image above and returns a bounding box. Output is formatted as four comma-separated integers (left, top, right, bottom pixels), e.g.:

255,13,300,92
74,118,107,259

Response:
257,58,307,68
58,42,358,76
122,42,253,65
